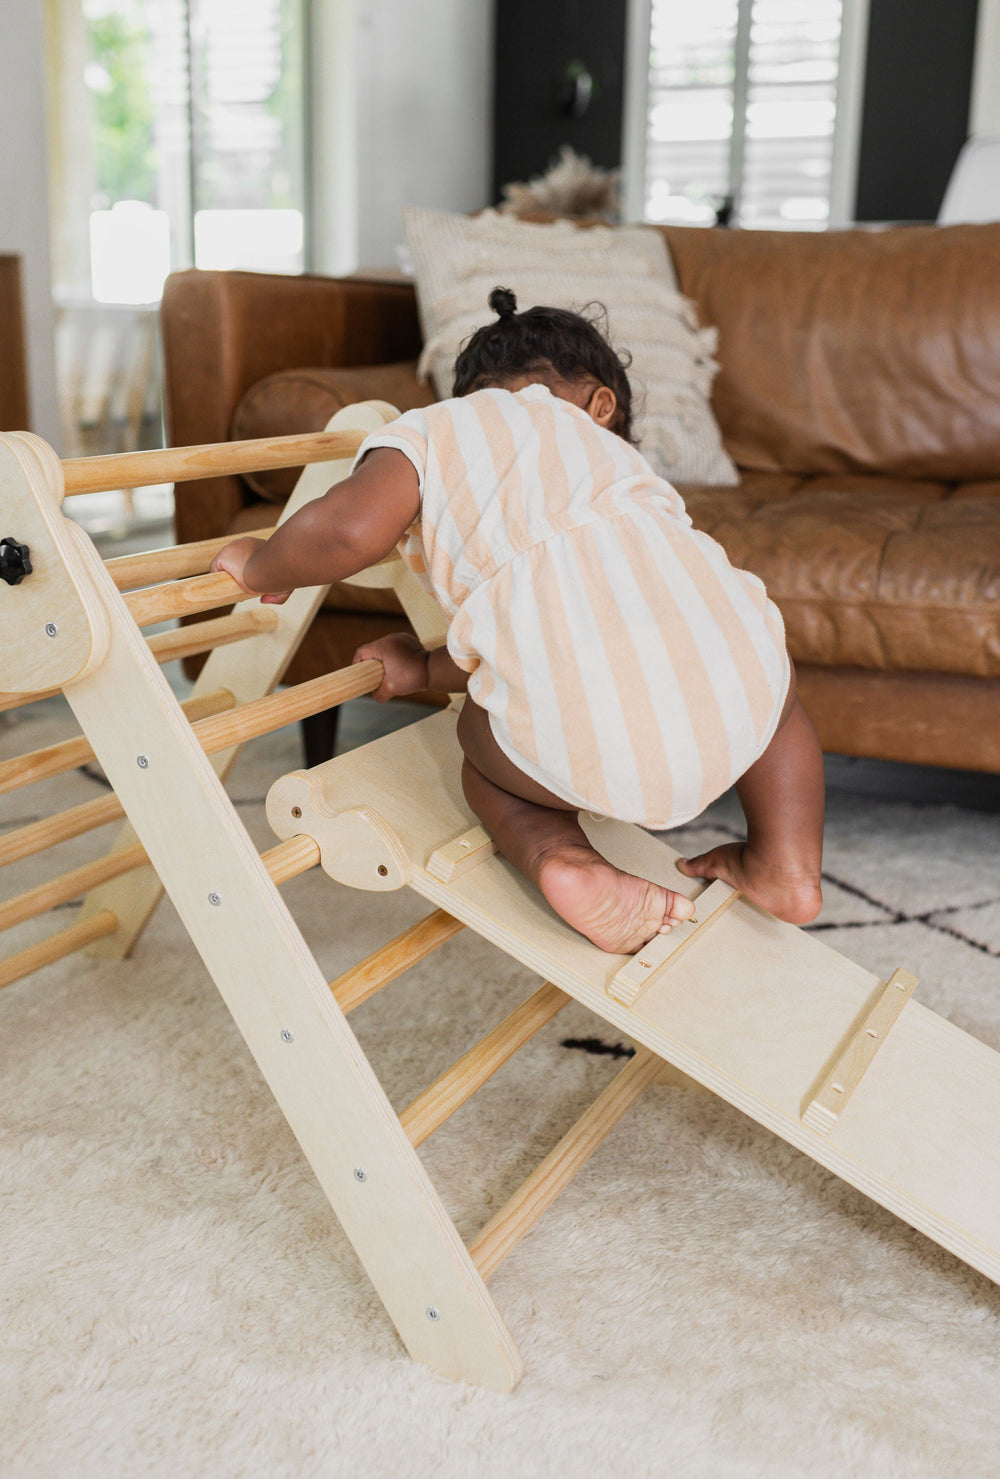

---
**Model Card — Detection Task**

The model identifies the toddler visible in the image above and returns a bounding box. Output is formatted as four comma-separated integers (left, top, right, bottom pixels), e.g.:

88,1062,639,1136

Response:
213,287,824,954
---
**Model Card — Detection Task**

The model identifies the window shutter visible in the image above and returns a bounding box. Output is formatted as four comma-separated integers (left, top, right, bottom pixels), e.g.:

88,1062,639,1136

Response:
643,0,843,229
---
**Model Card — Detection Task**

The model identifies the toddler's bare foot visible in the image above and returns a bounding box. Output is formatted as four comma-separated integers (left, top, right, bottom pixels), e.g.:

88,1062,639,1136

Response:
532,843,696,954
676,842,821,925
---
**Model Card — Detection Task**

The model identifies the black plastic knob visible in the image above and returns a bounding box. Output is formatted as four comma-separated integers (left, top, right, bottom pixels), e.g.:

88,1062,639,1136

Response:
0,538,32,585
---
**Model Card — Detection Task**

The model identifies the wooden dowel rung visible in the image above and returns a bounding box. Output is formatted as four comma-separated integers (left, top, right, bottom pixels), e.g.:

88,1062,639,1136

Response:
0,731,96,796
0,834,316,941
0,612,276,713
191,662,382,755
0,689,234,797
0,909,119,991
146,609,279,665
400,981,570,1148
0,687,59,716
61,429,367,496
0,844,148,933
0,668,378,868
0,793,124,869
468,1047,662,1281
123,569,253,628
329,909,465,1015
106,528,274,591
261,834,322,885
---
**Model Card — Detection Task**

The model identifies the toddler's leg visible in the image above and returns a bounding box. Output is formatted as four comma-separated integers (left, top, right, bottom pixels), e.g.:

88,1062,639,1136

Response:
457,700,695,955
677,685,824,925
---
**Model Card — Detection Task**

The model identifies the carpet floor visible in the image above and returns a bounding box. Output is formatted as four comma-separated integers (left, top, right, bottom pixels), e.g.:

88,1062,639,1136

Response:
3,696,1000,1479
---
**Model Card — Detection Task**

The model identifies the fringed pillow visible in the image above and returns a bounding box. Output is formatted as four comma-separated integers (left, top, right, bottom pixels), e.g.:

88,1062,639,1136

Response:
403,206,738,486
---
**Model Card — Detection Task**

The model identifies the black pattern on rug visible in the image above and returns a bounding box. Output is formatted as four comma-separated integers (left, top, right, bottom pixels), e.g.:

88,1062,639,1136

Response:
679,817,1000,960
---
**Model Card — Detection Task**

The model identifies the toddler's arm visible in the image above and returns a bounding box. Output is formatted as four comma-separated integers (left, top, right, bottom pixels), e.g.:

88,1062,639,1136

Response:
210,448,420,602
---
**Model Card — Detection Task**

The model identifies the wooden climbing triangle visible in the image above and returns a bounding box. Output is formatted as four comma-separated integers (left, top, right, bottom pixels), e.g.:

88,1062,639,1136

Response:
3,403,1000,1393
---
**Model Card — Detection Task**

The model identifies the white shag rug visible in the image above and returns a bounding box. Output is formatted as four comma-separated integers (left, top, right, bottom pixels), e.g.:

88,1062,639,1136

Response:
4,697,1000,1479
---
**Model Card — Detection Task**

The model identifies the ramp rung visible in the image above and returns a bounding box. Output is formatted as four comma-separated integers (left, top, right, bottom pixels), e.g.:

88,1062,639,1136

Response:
608,878,738,1006
427,826,497,883
803,968,918,1135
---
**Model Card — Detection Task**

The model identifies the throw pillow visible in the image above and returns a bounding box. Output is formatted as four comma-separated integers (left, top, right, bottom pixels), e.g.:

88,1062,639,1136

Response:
402,206,738,486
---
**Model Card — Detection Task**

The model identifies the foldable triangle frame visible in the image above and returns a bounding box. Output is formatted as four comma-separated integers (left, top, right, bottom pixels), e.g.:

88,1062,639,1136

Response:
3,405,1000,1392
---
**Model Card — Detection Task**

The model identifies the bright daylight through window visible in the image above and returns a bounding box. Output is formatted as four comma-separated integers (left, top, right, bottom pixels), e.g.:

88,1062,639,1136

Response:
641,0,845,228
53,0,306,306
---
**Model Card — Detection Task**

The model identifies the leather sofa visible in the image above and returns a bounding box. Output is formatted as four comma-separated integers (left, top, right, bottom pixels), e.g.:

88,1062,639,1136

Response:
161,222,1000,772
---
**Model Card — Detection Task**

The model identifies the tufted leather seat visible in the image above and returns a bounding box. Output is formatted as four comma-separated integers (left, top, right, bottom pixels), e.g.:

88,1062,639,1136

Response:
685,477,1000,678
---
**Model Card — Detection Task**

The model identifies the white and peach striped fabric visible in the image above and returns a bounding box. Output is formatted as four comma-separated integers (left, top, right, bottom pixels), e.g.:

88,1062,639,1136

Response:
356,385,789,829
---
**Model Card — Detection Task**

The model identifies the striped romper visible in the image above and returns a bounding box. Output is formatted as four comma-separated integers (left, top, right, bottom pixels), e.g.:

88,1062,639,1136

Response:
356,384,790,830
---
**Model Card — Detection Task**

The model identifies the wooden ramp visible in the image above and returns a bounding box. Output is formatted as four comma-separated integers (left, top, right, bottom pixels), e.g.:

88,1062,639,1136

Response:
4,405,1000,1395
268,709,1000,1289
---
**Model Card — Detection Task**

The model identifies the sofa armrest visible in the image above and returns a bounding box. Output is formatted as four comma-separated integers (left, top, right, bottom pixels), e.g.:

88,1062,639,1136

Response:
160,268,422,546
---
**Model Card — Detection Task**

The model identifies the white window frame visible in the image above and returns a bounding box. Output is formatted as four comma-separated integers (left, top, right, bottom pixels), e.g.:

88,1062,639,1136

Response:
621,0,872,229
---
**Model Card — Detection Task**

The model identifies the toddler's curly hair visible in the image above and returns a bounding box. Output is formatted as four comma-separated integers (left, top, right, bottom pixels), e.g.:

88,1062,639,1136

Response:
452,286,635,444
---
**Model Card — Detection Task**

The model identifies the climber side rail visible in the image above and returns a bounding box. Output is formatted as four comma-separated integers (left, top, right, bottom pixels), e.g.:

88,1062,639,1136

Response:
0,413,522,1391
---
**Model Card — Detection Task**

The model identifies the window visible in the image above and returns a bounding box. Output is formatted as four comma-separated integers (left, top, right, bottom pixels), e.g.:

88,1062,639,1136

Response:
46,0,307,490
624,0,868,229
49,0,307,305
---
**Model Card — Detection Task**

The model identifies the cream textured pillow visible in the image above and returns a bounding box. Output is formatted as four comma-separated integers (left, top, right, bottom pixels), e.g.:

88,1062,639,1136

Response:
403,206,738,486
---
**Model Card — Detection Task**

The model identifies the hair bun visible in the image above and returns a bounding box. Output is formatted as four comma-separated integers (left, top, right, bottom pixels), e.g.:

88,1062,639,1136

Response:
488,286,518,319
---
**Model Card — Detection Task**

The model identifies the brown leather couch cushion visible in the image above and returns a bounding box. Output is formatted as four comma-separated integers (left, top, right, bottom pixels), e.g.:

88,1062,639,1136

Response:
684,478,1000,678
231,361,436,501
660,223,1000,483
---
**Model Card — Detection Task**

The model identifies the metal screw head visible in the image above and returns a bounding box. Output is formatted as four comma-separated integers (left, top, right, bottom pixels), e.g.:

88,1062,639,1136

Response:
208,891,222,907
426,1306,441,1322
377,864,389,877
136,754,150,769
44,621,58,638
280,1028,294,1044
353,1167,367,1183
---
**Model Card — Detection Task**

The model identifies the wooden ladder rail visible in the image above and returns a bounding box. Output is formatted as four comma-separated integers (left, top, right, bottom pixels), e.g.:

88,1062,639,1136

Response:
0,836,321,992
0,608,279,714
69,411,418,963
0,411,524,1391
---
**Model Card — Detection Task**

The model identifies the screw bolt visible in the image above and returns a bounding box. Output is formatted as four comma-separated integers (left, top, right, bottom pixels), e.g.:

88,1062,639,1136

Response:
208,891,222,906
377,864,388,877
280,1028,294,1044
136,754,150,769
426,1306,441,1322
45,622,58,638
353,1167,367,1183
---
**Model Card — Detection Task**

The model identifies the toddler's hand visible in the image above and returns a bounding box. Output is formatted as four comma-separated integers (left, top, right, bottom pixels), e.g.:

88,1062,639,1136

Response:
353,632,429,702
210,537,291,605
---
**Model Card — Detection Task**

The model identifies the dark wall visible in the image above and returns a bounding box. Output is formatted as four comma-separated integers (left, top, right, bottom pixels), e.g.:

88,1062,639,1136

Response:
854,0,980,221
492,0,981,224
492,0,628,201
